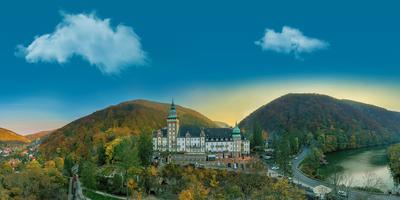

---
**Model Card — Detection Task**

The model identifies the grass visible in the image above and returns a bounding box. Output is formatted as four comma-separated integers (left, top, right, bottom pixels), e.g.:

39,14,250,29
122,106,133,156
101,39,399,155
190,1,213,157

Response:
318,164,344,179
83,189,122,200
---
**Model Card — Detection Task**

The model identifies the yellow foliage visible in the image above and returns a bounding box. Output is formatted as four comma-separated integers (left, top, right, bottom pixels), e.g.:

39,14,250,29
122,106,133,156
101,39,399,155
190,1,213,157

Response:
54,157,64,171
127,178,137,191
210,174,219,188
0,162,13,174
44,160,56,169
26,160,41,170
179,189,194,200
0,128,30,143
149,166,157,176
104,138,122,164
128,166,143,176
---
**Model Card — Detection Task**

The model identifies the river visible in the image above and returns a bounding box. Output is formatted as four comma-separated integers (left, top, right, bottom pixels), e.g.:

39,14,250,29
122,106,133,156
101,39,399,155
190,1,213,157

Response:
319,146,396,192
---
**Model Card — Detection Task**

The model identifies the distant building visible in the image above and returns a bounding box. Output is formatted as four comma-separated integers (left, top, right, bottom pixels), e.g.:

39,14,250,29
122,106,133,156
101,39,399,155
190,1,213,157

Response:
152,100,250,157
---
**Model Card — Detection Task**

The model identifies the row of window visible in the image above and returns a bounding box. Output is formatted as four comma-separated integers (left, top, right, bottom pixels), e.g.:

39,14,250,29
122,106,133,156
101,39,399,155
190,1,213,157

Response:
177,138,203,142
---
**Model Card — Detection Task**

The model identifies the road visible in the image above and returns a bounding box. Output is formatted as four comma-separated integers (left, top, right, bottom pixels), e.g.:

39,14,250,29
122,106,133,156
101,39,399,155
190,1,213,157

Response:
292,148,400,200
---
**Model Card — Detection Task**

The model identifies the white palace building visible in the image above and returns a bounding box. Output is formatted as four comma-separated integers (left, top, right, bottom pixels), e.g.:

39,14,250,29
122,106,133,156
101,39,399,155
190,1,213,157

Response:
152,101,250,158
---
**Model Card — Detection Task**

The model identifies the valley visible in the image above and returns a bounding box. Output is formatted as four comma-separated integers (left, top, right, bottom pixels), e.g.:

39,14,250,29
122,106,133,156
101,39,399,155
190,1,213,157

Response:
2,94,400,199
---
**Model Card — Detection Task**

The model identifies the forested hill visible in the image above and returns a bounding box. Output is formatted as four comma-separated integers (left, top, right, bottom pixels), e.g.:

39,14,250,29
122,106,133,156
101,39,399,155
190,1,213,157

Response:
40,99,217,158
0,127,30,143
240,93,400,152
25,130,54,141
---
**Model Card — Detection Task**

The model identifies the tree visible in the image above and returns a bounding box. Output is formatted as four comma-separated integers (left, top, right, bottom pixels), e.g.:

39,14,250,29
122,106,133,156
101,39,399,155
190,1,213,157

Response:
0,185,10,200
349,134,357,149
301,147,324,177
225,185,243,199
0,161,13,175
104,138,123,164
387,144,400,184
138,133,154,167
127,178,140,199
96,142,106,165
80,159,97,189
114,137,140,170
276,133,291,175
63,154,75,177
251,123,264,150
289,135,299,154
179,189,194,200
328,169,344,193
113,136,140,198
251,179,306,200
362,171,383,192
305,132,313,146
2,161,67,200
54,157,64,172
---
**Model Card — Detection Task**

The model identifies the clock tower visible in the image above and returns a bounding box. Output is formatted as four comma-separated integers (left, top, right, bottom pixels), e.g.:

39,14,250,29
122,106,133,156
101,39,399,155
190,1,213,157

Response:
167,100,179,151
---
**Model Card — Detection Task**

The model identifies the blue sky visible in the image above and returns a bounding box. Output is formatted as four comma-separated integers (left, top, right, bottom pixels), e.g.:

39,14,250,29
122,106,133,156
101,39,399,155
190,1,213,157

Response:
1,0,400,134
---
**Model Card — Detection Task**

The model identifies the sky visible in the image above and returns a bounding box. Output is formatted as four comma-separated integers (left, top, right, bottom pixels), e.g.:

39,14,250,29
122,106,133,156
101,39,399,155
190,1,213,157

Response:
0,0,399,134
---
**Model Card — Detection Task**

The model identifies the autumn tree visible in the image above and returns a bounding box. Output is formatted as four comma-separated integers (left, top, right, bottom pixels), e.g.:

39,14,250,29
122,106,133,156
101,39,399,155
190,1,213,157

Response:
251,179,306,200
179,189,194,200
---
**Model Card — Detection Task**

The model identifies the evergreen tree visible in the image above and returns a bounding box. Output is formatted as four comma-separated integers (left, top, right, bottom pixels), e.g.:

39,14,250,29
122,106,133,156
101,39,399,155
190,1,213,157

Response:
63,154,74,177
97,142,106,165
80,159,97,189
276,132,291,175
138,133,154,166
251,123,264,150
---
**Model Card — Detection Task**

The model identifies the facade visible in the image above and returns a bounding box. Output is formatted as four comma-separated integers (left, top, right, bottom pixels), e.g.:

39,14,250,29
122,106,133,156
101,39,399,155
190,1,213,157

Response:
153,101,250,157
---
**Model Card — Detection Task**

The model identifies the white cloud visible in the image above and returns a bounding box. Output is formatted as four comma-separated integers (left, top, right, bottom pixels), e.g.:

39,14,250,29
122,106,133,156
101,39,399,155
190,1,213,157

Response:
17,13,146,74
255,26,328,57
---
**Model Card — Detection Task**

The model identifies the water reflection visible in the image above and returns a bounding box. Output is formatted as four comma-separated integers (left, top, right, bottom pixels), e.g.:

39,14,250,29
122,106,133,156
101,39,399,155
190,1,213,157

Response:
321,147,394,192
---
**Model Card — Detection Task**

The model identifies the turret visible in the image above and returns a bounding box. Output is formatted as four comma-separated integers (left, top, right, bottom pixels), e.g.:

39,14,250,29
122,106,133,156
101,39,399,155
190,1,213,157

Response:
232,122,241,137
167,99,179,151
232,122,241,157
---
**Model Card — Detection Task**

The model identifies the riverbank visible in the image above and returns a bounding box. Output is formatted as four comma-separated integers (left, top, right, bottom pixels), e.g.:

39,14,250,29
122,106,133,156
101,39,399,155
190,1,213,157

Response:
316,146,394,192
387,144,400,186
294,148,400,200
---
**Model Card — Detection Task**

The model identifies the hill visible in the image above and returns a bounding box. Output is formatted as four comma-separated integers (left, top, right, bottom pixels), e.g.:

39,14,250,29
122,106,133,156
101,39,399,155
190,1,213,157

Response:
0,127,30,143
240,93,400,152
214,121,231,128
40,99,217,158
25,130,54,141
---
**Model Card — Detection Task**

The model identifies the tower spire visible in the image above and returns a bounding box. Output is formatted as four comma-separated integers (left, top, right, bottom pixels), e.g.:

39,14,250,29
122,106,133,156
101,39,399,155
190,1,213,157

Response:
167,98,177,119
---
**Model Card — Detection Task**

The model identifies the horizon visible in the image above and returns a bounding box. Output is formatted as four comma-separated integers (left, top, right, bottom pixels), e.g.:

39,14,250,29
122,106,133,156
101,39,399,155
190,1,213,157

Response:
5,90,400,135
1,0,400,134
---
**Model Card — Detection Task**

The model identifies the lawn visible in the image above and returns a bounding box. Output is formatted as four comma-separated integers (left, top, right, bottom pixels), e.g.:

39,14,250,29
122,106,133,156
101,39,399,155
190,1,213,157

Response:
83,189,122,200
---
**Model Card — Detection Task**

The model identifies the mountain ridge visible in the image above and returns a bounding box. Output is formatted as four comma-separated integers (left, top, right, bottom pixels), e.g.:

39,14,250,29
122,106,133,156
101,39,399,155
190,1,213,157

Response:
25,130,54,141
0,127,30,143
240,93,400,151
40,99,217,158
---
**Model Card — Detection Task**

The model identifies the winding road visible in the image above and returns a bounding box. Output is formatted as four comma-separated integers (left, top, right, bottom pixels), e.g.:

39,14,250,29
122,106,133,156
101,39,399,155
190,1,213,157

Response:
292,148,400,200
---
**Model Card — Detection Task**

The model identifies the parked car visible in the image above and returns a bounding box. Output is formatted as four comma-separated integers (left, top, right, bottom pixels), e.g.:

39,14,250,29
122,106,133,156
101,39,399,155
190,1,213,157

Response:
271,166,280,170
337,190,347,197
197,164,205,169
